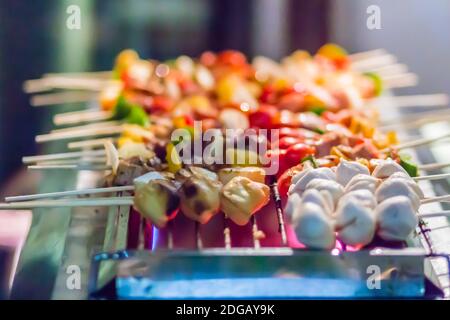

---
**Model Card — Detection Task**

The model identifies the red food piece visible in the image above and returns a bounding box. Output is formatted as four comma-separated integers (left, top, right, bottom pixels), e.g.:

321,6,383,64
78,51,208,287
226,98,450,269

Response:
277,163,304,198
249,104,278,129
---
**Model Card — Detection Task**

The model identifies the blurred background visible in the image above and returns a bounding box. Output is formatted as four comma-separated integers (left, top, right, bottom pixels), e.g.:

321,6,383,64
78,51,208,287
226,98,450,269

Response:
0,0,449,190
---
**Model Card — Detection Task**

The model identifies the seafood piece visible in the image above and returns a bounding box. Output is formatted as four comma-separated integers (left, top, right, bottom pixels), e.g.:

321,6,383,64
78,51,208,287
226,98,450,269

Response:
284,193,302,224
375,179,421,210
338,189,377,210
372,158,408,179
292,202,336,250
335,159,370,186
304,178,344,208
375,196,418,241
133,177,180,228
179,167,223,224
220,176,270,226
301,189,334,216
345,174,380,193
385,172,424,198
289,167,336,195
218,166,266,184
335,198,375,247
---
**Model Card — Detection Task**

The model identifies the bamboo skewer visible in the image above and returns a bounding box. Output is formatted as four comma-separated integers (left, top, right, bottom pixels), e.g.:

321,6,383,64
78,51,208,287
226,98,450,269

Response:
28,164,112,171
370,63,408,77
31,91,98,107
349,49,388,62
35,158,107,166
419,162,450,171
382,73,418,88
414,173,450,181
24,77,108,94
5,186,134,202
377,94,449,108
22,149,105,164
43,71,112,79
35,125,123,143
418,211,450,218
352,54,397,71
68,138,116,150
0,197,134,209
379,113,450,131
386,132,450,151
51,121,121,133
54,110,113,126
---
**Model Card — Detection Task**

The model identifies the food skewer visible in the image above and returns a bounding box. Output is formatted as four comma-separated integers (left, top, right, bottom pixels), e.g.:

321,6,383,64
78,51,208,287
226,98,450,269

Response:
28,164,112,171
35,125,124,143
376,93,449,108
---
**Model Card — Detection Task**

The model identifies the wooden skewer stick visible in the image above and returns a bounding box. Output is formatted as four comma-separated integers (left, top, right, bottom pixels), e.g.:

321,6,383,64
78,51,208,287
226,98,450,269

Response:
418,211,450,218
379,113,450,131
382,73,418,89
22,149,105,164
51,121,121,133
419,162,450,171
349,49,388,62
377,94,449,108
5,186,134,202
35,125,123,143
68,138,116,150
43,71,112,79
54,110,113,126
0,197,133,209
24,77,108,94
28,164,112,171
351,54,397,71
35,158,107,166
421,195,450,205
380,109,450,126
382,131,450,152
414,173,450,181
31,91,98,107
370,63,408,77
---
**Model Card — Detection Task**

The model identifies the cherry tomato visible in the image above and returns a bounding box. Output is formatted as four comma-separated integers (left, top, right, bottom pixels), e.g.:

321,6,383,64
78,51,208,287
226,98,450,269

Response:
249,104,278,129
277,163,303,197
273,136,303,150
282,143,316,170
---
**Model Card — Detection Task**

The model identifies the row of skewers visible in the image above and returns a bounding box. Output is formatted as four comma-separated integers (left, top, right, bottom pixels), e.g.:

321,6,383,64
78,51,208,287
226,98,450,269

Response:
2,44,450,250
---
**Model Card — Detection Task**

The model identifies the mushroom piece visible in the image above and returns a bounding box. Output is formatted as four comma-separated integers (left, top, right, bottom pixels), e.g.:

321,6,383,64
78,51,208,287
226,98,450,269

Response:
179,167,223,224
335,198,376,247
133,177,180,228
385,172,424,199
375,179,421,210
338,189,377,210
375,196,418,241
372,159,408,179
218,166,266,185
220,176,270,226
335,159,370,186
345,174,380,194
303,178,344,208
289,167,336,195
292,202,336,250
